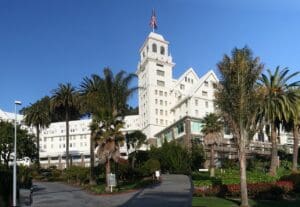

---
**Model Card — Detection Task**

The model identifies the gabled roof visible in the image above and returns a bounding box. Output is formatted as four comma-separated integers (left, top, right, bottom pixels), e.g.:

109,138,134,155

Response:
171,67,200,91
170,70,219,110
187,70,219,97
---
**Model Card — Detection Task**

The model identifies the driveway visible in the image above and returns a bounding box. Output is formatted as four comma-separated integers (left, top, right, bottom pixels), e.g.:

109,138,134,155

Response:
30,174,192,207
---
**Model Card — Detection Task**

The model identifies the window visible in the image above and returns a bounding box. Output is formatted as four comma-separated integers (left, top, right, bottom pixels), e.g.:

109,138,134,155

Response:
160,110,163,115
152,43,157,52
155,99,158,104
142,51,145,57
155,90,158,95
160,46,165,55
43,144,47,149
195,99,198,106
165,110,168,115
202,91,208,96
191,79,193,84
165,101,167,106
195,110,199,116
157,70,165,76
204,81,209,86
160,119,163,125
155,109,158,115
180,84,185,90
70,143,72,148
212,82,217,89
159,90,163,96
205,101,209,108
44,138,47,142
156,63,164,67
157,80,165,86
176,122,185,134
156,118,158,124
63,144,65,148
164,92,167,97
185,77,187,82
160,100,163,105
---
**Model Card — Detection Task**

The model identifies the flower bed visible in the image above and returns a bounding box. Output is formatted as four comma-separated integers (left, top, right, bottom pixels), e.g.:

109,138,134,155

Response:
193,181,294,199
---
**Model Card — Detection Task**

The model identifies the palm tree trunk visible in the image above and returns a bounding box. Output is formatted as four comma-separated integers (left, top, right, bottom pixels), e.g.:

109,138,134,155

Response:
210,144,215,177
105,159,111,190
36,125,40,168
66,111,70,169
269,122,278,176
292,126,299,171
89,131,96,185
239,130,249,207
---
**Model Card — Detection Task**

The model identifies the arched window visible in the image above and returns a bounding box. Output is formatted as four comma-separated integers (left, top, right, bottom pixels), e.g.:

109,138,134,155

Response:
152,43,157,52
160,46,165,55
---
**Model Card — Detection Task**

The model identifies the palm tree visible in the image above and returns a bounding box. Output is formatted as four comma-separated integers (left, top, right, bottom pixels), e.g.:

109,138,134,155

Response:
258,67,300,176
21,96,51,167
92,68,137,190
51,83,79,169
215,47,263,207
201,113,223,177
80,74,103,184
281,101,300,172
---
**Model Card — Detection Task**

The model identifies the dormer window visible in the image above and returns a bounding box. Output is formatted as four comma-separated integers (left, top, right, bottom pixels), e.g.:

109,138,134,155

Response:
160,46,165,55
152,43,157,52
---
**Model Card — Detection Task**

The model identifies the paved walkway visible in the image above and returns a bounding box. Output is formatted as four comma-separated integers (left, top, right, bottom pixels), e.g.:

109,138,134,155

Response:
29,174,192,207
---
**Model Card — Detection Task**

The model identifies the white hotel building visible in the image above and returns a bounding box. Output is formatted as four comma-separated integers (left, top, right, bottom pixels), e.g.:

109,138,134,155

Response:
0,31,296,167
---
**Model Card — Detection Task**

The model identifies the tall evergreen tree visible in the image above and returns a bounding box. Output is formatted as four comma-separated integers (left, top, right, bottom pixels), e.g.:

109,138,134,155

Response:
215,47,263,207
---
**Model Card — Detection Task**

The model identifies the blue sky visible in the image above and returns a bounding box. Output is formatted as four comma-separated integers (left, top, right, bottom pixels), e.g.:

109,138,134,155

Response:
1,0,300,113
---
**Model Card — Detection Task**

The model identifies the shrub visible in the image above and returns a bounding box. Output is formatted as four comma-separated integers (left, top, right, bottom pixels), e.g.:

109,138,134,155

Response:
0,165,12,206
193,185,221,197
63,166,89,185
280,173,300,192
150,141,191,174
18,165,32,188
142,159,160,176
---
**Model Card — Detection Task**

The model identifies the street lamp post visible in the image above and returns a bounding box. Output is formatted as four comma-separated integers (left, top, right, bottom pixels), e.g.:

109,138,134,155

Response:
13,100,21,207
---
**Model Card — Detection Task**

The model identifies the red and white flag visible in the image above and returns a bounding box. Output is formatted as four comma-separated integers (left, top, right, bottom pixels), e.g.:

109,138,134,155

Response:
150,9,158,30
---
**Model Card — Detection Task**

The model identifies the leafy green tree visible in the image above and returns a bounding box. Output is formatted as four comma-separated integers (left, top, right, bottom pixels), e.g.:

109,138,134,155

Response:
150,141,191,174
51,83,80,168
126,130,147,168
215,47,263,207
21,96,51,167
201,113,223,177
191,141,205,171
258,67,300,176
0,121,37,167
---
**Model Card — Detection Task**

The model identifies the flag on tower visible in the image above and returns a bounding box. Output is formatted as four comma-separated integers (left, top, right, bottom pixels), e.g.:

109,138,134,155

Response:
150,9,158,31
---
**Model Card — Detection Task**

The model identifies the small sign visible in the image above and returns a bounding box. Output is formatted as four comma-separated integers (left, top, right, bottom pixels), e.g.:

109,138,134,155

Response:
155,170,160,178
108,173,116,187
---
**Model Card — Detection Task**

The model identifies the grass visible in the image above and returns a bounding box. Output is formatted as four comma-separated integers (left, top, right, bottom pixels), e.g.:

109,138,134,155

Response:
192,196,300,207
192,167,291,187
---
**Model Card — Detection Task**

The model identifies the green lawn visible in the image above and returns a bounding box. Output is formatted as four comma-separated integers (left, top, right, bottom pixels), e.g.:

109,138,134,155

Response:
192,197,300,207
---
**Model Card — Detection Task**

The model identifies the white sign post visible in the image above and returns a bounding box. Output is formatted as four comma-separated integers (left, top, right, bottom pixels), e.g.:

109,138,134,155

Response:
108,173,116,192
